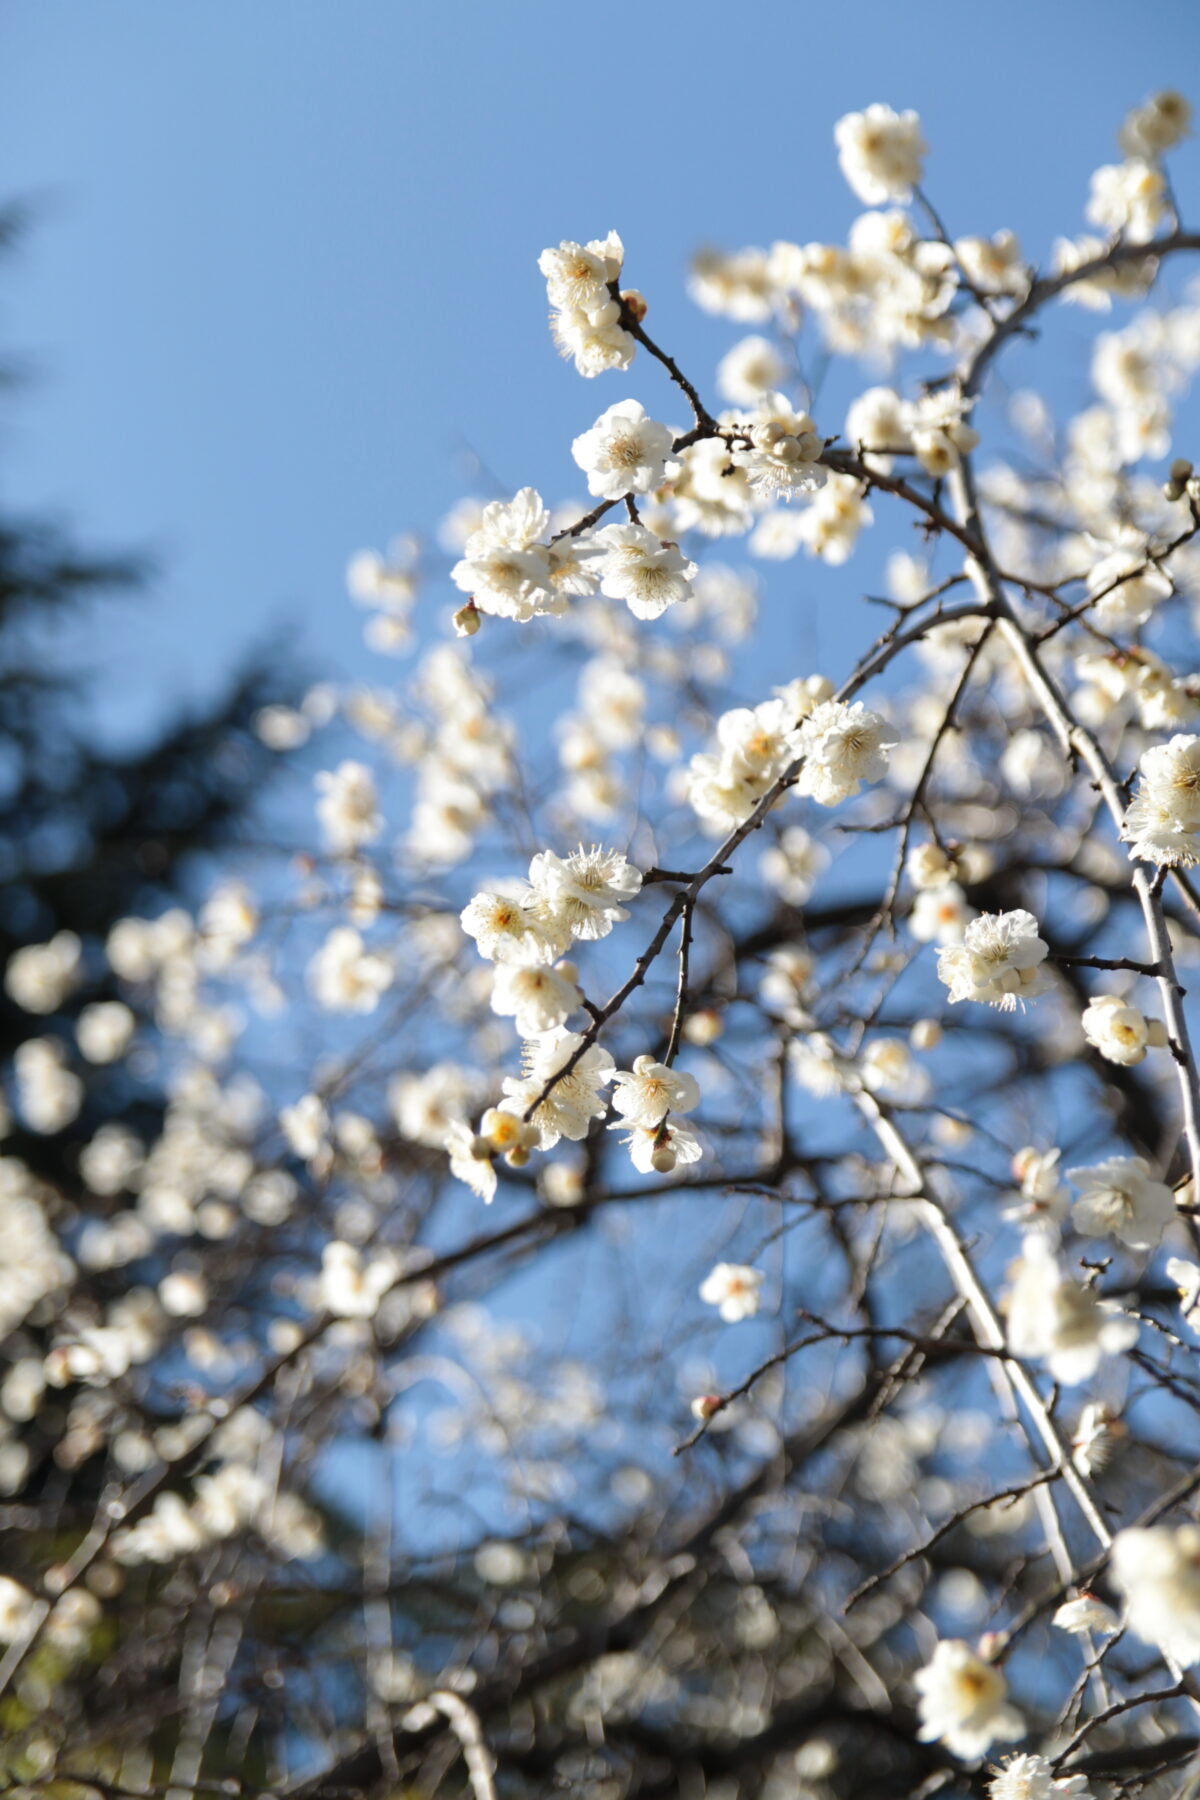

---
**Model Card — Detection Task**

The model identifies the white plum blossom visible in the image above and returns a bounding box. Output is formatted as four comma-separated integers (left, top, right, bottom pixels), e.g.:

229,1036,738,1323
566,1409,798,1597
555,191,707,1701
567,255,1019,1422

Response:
1072,1402,1122,1476
1111,1525,1200,1664
910,882,974,945
5,931,82,1015
954,230,1028,296
1067,1153,1175,1249
1122,734,1200,865
793,471,873,564
15,1039,83,1134
1087,159,1168,242
1007,1147,1069,1227
539,232,636,378
315,762,381,855
610,1056,700,1128
460,886,569,965
280,1094,329,1162
1119,90,1192,160
1052,1594,1120,1637
937,911,1050,1011
76,1001,136,1065
834,104,927,205
988,1754,1093,1800
909,390,981,477
913,1638,1023,1761
450,489,557,622
501,1030,616,1149
445,1119,498,1204
611,1115,703,1175
491,962,582,1037
699,1263,763,1322
591,523,697,619
571,400,678,500
845,385,912,469
716,335,788,406
320,1242,396,1319
730,392,827,500
527,844,642,941
1080,994,1166,1065
1086,545,1172,631
539,231,624,312
761,826,829,905
795,700,894,806
1005,1232,1138,1383
308,927,393,1013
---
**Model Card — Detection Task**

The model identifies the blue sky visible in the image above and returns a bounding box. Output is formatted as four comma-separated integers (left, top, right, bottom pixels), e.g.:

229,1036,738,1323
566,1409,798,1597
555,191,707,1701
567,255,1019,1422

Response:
4,0,1200,745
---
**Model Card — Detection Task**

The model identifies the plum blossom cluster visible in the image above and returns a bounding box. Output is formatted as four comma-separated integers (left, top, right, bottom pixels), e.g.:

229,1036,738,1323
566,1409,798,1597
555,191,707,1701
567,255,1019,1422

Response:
539,230,636,378
456,844,703,1192
687,685,894,831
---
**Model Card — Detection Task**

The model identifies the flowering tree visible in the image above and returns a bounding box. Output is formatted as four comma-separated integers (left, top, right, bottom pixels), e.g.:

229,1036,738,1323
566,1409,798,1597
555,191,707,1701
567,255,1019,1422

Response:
8,88,1200,1800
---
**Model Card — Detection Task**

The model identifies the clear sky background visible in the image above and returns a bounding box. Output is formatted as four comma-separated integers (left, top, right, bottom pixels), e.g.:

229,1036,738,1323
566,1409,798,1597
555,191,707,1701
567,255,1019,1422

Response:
4,0,1200,747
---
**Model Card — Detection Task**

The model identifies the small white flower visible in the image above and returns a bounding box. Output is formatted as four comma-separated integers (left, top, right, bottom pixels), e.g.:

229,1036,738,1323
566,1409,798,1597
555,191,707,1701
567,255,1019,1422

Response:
320,1241,396,1319
460,887,571,965
539,232,625,311
445,1119,498,1203
5,932,82,1015
1119,90,1192,160
910,882,975,945
1087,159,1168,242
699,1263,763,1323
795,699,894,806
1081,994,1165,1065
1071,1402,1121,1476
834,104,927,205
611,1115,703,1175
1006,1147,1068,1227
76,1001,136,1065
988,1752,1093,1800
954,230,1028,296
491,962,582,1037
909,390,980,477
591,523,697,620
527,845,642,942
571,399,678,500
717,334,788,406
1111,1524,1200,1664
315,762,381,855
500,1030,616,1149
1122,734,1200,866
1052,1594,1120,1637
937,910,1050,1011
308,927,393,1013
760,826,829,905
1005,1233,1137,1384
610,1056,700,1129
1067,1154,1174,1250
913,1638,1023,1761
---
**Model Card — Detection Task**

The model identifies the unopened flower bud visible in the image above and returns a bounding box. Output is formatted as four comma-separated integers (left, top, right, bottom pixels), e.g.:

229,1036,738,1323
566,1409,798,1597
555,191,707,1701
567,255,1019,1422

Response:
690,1393,723,1421
683,1007,724,1047
910,1018,942,1051
650,1143,678,1174
504,1145,531,1168
620,287,647,322
1165,461,1194,501
453,600,482,638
